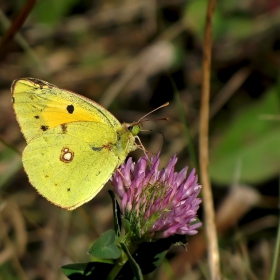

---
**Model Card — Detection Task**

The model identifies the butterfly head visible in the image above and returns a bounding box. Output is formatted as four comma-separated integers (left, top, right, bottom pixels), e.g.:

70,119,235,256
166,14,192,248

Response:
124,102,170,137
128,123,141,136
122,122,141,136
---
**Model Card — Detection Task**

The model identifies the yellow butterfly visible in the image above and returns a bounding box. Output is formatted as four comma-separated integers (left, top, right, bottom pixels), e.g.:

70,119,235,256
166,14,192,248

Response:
11,78,141,210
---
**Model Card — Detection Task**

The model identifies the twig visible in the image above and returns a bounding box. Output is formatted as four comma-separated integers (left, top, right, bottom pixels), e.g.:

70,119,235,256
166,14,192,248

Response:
0,0,37,53
269,178,280,280
0,2,48,76
199,0,221,280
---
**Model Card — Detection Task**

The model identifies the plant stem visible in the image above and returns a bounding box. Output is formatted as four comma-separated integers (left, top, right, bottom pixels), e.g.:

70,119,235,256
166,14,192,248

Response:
106,249,128,280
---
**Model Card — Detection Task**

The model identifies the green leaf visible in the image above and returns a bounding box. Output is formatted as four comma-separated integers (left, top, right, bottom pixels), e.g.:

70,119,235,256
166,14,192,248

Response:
119,242,143,280
210,86,280,184
61,262,113,279
31,0,78,26
116,235,184,278
184,0,222,41
0,143,22,190
88,230,121,260
108,190,122,236
184,0,256,43
135,235,186,274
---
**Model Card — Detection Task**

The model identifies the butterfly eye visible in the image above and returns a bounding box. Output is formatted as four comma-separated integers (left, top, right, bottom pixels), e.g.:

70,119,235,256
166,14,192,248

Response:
130,125,140,136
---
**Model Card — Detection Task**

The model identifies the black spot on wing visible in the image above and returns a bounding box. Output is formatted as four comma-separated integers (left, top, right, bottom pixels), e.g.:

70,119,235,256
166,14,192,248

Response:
92,146,103,151
41,125,49,131
30,78,53,89
34,115,39,119
67,105,74,114
61,124,67,133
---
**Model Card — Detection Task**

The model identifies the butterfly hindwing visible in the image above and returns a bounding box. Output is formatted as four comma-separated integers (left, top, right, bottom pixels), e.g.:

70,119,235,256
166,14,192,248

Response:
22,122,119,210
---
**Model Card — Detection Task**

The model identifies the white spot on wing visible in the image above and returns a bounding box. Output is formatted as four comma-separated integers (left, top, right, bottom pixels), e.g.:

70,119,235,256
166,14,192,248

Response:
60,147,74,163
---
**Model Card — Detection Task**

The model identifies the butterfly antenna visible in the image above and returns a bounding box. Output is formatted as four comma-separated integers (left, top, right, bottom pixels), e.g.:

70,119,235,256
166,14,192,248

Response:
136,102,169,125
132,103,169,162
139,117,169,124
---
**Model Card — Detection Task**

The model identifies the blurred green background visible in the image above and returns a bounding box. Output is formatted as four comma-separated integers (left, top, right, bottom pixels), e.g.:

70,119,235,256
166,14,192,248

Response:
0,0,279,279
